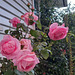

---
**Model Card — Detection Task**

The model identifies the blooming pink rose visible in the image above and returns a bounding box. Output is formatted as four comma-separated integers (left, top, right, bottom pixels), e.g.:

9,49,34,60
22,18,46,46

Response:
12,49,31,65
20,39,33,51
9,17,20,27
13,51,39,72
21,12,38,25
48,23,68,40
0,35,20,59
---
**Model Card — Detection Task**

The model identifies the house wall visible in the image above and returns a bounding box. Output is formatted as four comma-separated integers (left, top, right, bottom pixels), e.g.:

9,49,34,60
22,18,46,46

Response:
0,0,34,41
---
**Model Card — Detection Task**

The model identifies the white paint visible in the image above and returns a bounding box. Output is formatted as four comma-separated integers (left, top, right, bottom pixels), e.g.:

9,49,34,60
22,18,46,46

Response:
0,27,3,31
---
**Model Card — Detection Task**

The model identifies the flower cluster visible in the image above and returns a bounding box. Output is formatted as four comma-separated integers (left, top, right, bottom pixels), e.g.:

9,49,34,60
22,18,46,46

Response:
0,5,39,72
10,12,38,27
0,35,39,72
21,12,38,25
0,3,69,74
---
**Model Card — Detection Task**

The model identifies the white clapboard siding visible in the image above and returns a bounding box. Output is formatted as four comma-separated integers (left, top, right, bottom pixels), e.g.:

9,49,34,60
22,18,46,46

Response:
0,0,34,41
0,0,34,57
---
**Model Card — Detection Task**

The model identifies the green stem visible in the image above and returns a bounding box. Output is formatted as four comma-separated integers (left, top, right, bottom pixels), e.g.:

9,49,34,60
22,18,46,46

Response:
65,14,73,75
68,35,73,75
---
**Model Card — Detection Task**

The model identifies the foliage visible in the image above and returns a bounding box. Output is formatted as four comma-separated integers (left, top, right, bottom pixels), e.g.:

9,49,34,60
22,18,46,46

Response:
67,12,75,75
0,1,75,75
34,0,75,75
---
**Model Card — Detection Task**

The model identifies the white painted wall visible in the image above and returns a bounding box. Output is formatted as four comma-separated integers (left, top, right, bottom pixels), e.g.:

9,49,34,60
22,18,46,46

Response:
0,0,34,41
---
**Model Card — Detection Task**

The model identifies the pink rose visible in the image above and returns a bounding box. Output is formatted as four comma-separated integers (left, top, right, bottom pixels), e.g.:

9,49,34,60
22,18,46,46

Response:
13,51,39,72
20,39,33,51
21,12,38,25
9,17,20,27
48,23,68,40
0,35,20,59
12,49,31,65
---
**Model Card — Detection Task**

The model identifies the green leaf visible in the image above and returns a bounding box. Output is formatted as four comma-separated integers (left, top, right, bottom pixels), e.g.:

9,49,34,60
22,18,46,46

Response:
29,20,34,25
17,23,28,32
40,31,48,38
47,49,52,55
66,37,68,43
11,31,19,36
49,42,54,46
41,50,49,59
5,30,9,34
36,20,42,30
73,56,75,61
68,33,75,36
14,69,26,75
27,70,34,75
4,70,13,75
17,23,23,28
29,15,34,19
41,42,47,46
30,29,39,38
21,24,28,33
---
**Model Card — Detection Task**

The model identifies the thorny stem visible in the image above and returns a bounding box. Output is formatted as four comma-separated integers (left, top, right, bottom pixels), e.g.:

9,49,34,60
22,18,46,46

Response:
64,15,73,75
24,25,29,38
68,35,73,75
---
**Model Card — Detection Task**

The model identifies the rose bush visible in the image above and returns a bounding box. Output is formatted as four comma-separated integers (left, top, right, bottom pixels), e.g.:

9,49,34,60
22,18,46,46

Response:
0,2,72,75
0,35,39,72
0,15,69,75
